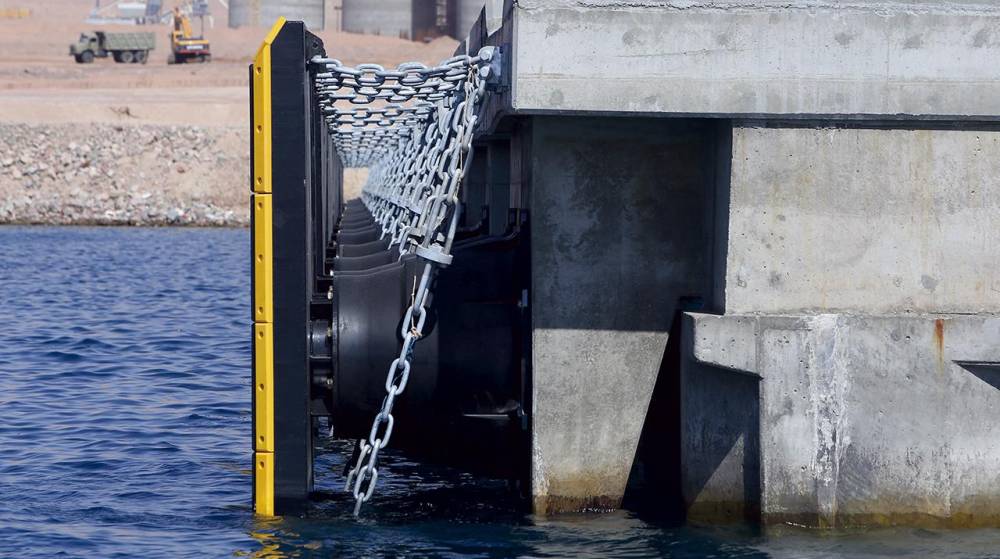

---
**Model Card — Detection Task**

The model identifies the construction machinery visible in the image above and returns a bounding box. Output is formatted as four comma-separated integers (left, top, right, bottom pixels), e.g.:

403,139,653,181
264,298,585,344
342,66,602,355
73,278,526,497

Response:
168,6,211,63
69,31,155,64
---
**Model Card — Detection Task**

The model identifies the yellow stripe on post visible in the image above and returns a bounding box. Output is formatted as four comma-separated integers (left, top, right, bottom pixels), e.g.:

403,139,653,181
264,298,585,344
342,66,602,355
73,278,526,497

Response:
254,451,275,516
252,323,275,517
250,17,285,518
252,17,285,194
252,194,273,323
253,323,274,452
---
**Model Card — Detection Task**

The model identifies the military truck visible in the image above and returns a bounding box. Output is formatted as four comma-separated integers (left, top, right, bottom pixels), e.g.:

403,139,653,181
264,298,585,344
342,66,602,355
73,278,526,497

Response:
69,31,155,64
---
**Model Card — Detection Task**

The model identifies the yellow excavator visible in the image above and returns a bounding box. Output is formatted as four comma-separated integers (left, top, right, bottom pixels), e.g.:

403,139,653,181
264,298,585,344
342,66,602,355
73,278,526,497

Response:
168,6,211,63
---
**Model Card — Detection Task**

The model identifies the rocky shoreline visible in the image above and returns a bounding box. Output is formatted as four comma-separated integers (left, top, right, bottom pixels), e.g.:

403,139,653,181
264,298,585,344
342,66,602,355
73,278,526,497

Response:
0,123,249,226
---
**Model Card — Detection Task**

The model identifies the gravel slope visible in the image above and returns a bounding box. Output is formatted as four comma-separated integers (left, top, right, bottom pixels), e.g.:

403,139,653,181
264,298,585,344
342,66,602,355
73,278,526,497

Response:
0,123,247,226
0,0,455,226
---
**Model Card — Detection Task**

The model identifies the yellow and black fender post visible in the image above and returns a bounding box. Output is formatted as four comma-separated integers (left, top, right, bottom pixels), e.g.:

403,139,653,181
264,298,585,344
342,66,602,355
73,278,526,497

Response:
251,18,339,516
249,16,529,515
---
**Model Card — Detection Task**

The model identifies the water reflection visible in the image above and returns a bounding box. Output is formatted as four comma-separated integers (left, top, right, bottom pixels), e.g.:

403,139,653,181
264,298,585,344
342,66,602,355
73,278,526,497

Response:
241,505,1000,559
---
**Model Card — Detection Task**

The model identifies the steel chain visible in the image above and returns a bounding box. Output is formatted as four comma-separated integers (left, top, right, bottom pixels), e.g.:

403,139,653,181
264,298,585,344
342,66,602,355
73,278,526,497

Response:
311,47,495,516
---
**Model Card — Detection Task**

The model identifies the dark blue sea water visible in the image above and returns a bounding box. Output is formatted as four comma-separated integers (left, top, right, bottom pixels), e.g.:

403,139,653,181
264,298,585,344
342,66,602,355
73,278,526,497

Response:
1,226,999,558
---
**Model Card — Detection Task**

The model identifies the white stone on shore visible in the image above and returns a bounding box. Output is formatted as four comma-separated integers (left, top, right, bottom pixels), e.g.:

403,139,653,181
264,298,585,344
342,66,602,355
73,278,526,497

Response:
0,123,249,226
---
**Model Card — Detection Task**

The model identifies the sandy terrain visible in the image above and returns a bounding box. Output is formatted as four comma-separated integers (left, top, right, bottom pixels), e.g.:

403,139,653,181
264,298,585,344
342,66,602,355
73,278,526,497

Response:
0,0,459,125
0,0,457,224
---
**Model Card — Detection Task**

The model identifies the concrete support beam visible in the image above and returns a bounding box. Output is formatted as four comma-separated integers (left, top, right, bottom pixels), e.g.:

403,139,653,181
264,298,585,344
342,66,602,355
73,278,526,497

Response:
529,117,717,513
510,0,1000,118
682,312,1000,528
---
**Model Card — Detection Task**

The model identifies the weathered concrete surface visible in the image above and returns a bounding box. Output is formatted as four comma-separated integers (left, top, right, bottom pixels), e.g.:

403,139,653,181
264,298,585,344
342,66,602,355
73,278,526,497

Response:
529,117,717,513
726,127,1000,315
686,125,1000,526
683,312,1000,528
510,0,1000,118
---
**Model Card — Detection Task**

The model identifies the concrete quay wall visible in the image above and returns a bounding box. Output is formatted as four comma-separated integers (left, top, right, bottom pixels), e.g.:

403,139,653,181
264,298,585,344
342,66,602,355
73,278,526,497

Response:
460,0,1000,525
523,119,1000,526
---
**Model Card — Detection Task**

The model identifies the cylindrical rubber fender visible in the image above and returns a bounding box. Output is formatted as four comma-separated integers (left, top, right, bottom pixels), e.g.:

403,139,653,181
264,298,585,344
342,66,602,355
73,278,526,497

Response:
338,222,379,235
330,256,439,439
333,250,396,272
336,227,381,245
338,238,392,257
339,217,375,229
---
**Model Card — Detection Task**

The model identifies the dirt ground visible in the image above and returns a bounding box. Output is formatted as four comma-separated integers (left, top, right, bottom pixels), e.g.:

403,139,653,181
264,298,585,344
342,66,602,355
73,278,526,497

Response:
0,0,456,223
0,0,459,125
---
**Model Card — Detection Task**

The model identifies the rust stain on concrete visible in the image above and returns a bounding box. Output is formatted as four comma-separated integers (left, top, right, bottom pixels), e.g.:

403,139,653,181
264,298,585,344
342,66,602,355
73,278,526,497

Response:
934,318,945,370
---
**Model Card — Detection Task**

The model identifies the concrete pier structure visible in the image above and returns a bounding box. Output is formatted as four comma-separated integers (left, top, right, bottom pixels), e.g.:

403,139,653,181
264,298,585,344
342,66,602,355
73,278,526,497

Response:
676,125,1000,527
459,0,1000,525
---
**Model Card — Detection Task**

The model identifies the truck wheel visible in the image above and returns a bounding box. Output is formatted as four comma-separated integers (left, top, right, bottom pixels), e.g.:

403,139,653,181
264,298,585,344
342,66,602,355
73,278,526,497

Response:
74,54,83,64
81,51,94,64
137,51,148,65
113,52,122,63
120,51,134,64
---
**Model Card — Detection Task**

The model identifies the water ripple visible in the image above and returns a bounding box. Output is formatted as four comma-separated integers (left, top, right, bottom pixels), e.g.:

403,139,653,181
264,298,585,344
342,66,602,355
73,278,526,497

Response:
0,227,253,559
1,227,999,559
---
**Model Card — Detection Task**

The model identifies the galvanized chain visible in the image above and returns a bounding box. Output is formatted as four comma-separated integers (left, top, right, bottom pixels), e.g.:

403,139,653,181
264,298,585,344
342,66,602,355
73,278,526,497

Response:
310,47,497,516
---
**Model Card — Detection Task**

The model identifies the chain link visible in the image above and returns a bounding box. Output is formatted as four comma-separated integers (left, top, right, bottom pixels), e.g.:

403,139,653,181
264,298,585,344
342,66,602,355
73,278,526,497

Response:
311,47,495,516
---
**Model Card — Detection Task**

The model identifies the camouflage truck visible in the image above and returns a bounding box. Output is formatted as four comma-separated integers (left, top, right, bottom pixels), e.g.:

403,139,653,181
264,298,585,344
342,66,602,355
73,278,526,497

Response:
69,31,155,64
